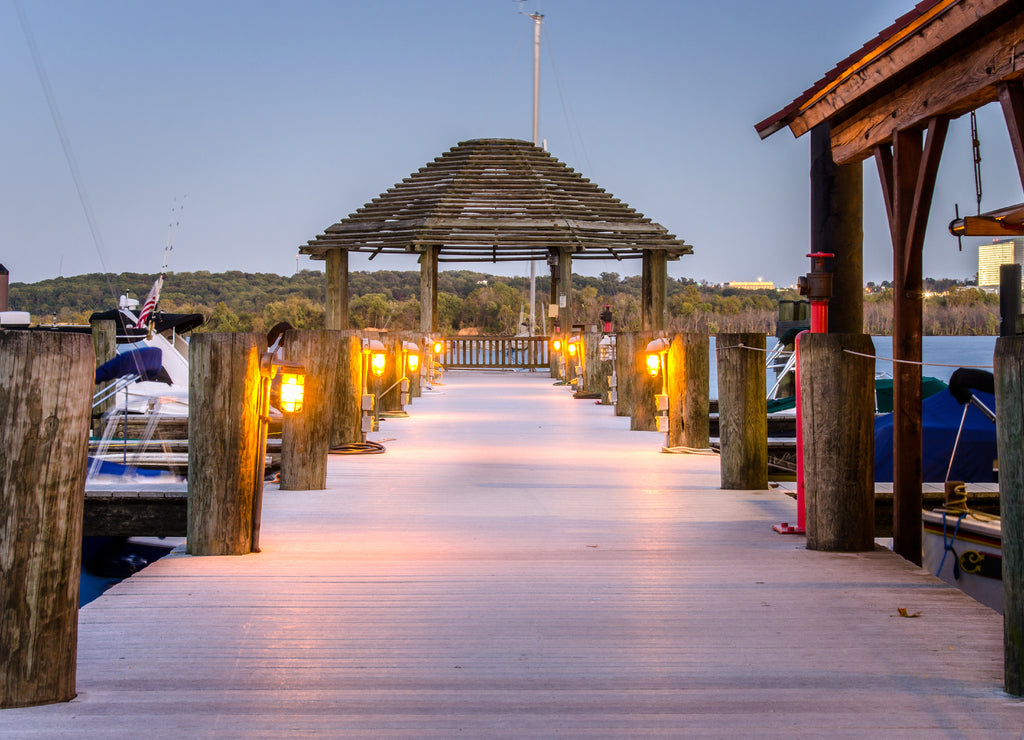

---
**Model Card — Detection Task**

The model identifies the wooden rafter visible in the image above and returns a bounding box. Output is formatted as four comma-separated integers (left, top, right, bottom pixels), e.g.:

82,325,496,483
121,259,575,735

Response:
999,81,1024,191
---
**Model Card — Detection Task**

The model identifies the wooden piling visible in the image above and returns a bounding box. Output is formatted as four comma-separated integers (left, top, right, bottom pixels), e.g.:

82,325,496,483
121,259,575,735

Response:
0,331,93,708
187,333,264,556
717,332,767,489
800,333,875,551
331,333,364,447
583,332,602,395
631,334,663,432
280,330,341,491
995,336,1024,695
667,333,710,449
614,331,653,419
377,334,403,413
90,318,117,427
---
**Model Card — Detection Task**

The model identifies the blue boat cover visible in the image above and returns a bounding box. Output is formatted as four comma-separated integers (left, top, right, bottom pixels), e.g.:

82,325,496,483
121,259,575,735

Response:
95,347,166,383
874,387,997,482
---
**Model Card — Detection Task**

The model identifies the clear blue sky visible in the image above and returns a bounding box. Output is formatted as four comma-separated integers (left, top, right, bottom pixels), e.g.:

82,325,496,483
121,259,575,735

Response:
4,0,1021,289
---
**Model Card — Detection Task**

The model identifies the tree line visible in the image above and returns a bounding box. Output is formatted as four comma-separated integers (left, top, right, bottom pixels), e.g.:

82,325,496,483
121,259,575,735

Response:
8,269,998,336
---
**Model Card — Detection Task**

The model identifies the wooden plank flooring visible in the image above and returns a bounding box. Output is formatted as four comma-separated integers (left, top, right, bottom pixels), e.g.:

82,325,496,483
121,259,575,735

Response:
3,370,1023,736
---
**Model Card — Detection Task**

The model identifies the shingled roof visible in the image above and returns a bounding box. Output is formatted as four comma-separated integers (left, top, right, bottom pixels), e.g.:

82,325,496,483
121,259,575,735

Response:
301,138,691,263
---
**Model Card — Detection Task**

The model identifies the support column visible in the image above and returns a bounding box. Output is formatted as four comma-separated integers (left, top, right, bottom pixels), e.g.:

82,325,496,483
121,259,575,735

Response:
641,250,668,331
420,246,439,334
326,249,349,330
874,118,948,565
811,122,863,334
995,336,1024,695
558,247,573,336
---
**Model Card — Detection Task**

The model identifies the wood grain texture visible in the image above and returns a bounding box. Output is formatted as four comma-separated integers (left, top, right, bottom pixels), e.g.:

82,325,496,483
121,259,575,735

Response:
996,336,1024,694
1,370,1019,734
0,330,93,708
717,333,767,489
668,333,710,449
330,333,363,447
187,333,263,555
800,333,875,551
281,331,342,491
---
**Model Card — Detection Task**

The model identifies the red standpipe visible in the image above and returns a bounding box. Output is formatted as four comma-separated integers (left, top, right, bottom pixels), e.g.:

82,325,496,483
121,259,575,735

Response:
775,252,833,535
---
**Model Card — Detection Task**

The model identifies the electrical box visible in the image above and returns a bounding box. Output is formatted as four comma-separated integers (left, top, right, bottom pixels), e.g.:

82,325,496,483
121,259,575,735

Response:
361,394,374,411
609,390,617,403
657,416,669,433
400,378,410,392
657,394,669,412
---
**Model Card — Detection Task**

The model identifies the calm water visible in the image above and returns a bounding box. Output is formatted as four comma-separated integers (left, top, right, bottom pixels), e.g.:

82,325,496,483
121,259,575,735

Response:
708,335,997,399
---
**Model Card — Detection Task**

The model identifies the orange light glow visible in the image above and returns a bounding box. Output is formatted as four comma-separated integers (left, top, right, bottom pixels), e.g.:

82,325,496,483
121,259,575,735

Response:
371,352,386,377
280,371,305,413
646,353,661,377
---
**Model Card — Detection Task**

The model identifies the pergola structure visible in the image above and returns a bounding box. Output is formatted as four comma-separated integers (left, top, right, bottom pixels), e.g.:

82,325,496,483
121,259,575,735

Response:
300,138,691,337
756,0,1024,563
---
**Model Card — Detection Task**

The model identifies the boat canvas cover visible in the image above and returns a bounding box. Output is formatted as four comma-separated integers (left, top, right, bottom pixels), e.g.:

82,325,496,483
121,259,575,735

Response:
95,347,170,384
874,388,997,482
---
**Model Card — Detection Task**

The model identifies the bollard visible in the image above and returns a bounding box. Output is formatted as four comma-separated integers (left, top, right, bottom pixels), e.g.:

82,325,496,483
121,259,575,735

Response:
667,333,710,450
800,333,875,551
1,331,93,707
615,331,653,420
717,332,767,489
995,336,1024,695
331,333,364,447
188,333,264,555
280,330,341,491
582,331,603,395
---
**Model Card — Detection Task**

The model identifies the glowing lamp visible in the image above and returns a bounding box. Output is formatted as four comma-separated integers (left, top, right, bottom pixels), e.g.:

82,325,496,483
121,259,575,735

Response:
568,336,580,357
551,337,563,353
644,337,670,377
403,341,421,373
278,366,305,413
432,340,443,355
363,338,387,378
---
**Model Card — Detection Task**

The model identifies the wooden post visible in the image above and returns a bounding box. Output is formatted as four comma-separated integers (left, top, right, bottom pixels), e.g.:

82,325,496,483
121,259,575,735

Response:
280,330,341,491
641,250,667,331
582,332,602,395
614,331,653,419
188,333,264,556
631,333,662,432
376,334,403,413
331,333,364,447
717,332,767,489
875,119,947,565
0,331,93,708
667,333,709,449
326,249,349,330
420,246,439,334
90,317,118,427
812,122,864,335
1000,263,1022,337
800,333,874,551
995,336,1024,695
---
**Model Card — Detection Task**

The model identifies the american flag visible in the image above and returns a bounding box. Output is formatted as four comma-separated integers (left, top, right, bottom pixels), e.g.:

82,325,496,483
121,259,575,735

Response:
135,275,163,328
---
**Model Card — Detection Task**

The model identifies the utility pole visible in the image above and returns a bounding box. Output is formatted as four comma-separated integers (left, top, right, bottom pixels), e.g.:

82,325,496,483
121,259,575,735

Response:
527,11,543,337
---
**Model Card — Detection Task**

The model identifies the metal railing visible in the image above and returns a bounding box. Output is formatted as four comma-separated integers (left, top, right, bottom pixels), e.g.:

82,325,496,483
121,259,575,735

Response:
437,336,550,370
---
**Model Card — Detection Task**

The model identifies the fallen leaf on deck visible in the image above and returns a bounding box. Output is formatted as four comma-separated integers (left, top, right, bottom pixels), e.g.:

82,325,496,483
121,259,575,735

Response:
895,607,921,618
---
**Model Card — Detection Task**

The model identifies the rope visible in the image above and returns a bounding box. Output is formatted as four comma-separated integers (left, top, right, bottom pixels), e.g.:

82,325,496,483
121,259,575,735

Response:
841,347,993,370
717,341,995,371
937,511,966,581
329,440,386,455
661,446,719,455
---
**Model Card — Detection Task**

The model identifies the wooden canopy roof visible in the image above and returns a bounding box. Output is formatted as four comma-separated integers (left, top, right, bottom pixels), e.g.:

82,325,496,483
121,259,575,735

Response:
755,0,1024,164
301,138,691,264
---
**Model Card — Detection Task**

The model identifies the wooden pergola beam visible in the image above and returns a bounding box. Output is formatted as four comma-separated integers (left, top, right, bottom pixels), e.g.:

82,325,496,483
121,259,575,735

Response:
829,11,1024,164
999,81,1024,191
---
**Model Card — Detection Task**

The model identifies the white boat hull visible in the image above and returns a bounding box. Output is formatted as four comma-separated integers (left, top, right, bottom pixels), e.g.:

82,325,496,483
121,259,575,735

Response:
922,509,1002,613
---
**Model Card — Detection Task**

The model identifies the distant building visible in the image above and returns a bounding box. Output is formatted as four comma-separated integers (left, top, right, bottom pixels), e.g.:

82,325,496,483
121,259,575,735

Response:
725,280,775,291
978,238,1024,287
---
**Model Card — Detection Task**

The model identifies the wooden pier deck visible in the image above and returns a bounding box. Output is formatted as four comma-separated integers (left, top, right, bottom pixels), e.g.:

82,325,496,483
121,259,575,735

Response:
3,370,1022,736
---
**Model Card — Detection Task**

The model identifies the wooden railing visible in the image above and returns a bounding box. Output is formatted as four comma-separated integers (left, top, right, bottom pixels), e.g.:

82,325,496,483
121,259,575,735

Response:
438,336,550,370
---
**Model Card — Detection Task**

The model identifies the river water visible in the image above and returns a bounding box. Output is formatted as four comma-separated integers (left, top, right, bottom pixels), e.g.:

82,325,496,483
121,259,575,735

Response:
708,335,997,399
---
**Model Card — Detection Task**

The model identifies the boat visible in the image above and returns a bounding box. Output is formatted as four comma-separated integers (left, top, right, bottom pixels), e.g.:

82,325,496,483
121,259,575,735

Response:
923,502,1002,613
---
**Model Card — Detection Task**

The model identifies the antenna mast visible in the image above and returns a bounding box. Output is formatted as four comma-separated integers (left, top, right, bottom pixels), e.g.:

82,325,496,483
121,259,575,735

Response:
525,10,543,337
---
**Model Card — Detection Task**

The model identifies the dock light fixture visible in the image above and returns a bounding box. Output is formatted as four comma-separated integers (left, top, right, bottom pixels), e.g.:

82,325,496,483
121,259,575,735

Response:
432,340,443,355
276,360,306,414
551,336,563,353
645,337,670,378
403,341,421,374
567,336,580,357
362,338,387,378
252,328,306,552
